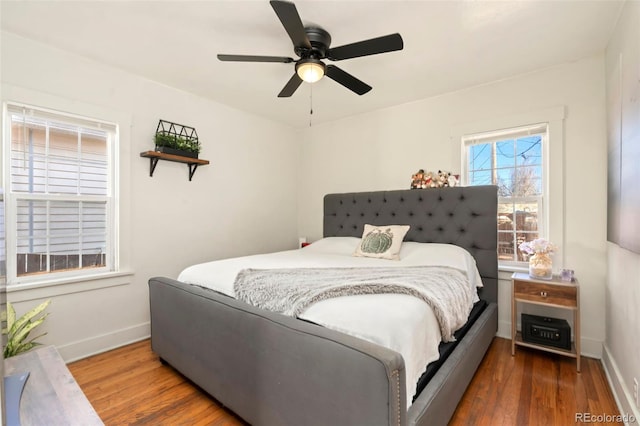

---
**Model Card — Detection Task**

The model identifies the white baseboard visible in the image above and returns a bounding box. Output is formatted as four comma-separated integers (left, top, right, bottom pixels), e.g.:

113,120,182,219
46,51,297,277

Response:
602,345,640,425
56,322,150,363
497,319,602,358
580,337,603,359
497,319,510,339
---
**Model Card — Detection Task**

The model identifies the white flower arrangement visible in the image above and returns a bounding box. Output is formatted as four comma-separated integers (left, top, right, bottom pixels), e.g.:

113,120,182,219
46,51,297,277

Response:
518,238,557,255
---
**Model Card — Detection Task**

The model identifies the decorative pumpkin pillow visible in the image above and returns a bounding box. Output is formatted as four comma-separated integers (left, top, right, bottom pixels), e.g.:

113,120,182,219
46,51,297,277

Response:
353,224,410,260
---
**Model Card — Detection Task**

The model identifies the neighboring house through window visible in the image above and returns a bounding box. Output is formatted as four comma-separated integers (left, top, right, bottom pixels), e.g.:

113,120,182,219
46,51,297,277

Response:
3,103,118,285
462,123,548,266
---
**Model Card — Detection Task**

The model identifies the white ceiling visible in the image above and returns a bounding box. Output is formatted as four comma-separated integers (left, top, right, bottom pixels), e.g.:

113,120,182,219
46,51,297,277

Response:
1,0,624,128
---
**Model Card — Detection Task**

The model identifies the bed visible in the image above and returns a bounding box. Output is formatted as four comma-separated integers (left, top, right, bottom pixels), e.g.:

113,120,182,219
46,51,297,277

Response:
148,185,498,426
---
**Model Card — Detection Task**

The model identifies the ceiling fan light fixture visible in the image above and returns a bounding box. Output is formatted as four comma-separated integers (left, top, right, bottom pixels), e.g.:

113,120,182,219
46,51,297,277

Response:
296,59,326,83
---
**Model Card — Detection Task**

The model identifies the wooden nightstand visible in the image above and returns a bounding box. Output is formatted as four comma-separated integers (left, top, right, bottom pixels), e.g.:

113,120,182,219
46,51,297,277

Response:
511,272,581,372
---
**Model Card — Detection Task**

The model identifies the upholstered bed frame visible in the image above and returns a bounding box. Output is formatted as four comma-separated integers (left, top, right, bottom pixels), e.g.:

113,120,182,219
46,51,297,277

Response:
149,186,498,426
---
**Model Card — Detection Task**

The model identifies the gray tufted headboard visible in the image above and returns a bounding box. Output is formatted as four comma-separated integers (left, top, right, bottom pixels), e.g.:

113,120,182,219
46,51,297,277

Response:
323,186,498,304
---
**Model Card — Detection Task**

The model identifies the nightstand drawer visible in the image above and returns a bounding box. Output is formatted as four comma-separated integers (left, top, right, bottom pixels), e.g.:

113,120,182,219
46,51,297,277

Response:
514,280,577,308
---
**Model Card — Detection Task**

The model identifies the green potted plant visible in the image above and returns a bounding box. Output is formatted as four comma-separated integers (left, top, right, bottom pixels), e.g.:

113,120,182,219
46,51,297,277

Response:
154,133,201,158
154,120,201,159
2,299,51,358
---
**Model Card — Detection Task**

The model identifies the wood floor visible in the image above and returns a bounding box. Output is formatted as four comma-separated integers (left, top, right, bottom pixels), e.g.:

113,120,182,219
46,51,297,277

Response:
69,337,621,425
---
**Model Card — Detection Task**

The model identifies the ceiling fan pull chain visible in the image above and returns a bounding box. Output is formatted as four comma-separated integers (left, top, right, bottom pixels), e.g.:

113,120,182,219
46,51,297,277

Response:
309,84,314,127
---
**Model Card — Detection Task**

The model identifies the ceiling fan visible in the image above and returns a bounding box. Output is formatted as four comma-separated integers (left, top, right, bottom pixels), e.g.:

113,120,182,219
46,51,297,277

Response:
218,0,404,97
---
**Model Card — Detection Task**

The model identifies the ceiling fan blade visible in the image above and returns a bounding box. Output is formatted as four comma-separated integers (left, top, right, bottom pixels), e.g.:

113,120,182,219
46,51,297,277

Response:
278,73,303,97
325,65,371,95
217,54,294,63
270,0,311,49
326,33,403,61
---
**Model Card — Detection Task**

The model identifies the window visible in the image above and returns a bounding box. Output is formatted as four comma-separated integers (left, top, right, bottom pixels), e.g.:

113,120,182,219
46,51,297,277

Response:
3,103,118,285
462,123,548,265
0,189,4,277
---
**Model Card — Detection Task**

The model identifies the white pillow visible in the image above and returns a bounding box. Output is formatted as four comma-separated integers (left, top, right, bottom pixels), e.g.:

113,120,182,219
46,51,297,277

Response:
302,237,361,255
353,224,410,260
397,241,484,303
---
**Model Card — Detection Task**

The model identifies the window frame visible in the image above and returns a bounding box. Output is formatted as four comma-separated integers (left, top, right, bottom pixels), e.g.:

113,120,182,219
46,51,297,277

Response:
2,102,119,286
454,106,565,271
0,190,4,275
462,123,548,268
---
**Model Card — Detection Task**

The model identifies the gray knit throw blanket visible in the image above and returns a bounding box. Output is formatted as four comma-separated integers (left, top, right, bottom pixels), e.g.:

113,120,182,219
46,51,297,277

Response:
233,265,474,342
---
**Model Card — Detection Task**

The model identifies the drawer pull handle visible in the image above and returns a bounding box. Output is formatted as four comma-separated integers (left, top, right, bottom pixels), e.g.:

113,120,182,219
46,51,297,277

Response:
540,291,548,297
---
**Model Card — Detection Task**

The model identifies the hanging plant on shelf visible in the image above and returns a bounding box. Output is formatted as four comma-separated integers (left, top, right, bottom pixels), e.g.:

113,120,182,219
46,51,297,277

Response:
2,299,51,358
154,119,201,159
154,133,201,157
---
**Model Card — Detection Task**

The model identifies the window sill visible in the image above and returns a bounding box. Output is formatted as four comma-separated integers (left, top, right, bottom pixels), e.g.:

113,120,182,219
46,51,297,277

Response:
498,264,528,281
7,271,134,303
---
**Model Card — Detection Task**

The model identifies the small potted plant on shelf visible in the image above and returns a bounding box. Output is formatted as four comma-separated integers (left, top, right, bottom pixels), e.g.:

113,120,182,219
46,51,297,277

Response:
154,119,201,159
154,133,201,158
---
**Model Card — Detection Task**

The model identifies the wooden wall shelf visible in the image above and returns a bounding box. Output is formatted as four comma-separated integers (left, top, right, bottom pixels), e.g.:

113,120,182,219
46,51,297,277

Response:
140,150,210,181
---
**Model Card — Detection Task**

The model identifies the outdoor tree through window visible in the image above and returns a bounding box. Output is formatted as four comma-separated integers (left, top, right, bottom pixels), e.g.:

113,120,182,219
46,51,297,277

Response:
463,123,547,264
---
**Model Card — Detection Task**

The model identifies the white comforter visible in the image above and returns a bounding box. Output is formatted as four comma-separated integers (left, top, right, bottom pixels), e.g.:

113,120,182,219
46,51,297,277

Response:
178,237,483,407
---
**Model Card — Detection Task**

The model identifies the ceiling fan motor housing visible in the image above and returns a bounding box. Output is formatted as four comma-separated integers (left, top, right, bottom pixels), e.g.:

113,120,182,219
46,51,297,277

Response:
295,27,331,59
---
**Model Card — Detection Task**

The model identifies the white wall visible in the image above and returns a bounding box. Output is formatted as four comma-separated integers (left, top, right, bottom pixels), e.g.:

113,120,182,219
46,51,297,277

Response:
1,32,299,361
604,0,640,420
0,24,614,374
298,55,608,357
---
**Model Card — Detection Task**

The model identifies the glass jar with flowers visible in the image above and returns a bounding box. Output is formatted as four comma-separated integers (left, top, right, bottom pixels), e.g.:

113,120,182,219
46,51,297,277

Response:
519,238,556,280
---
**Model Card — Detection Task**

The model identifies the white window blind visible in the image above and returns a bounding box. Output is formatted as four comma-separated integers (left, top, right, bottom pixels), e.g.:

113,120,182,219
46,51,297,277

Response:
462,123,548,146
5,103,117,282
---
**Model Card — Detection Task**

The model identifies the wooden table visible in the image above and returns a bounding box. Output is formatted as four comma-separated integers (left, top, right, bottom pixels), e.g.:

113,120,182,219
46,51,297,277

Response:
511,272,581,372
4,346,103,425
